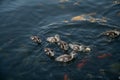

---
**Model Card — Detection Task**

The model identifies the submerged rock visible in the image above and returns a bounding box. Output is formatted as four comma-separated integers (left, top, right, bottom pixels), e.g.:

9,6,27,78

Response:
110,63,120,73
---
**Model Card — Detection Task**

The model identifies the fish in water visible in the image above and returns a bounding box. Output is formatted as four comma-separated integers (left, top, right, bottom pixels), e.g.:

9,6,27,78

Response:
97,53,112,59
77,62,86,69
77,58,88,69
30,36,42,44
64,73,69,80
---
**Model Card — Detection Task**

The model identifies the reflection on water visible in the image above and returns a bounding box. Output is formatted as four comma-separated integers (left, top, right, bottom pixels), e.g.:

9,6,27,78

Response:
0,0,120,80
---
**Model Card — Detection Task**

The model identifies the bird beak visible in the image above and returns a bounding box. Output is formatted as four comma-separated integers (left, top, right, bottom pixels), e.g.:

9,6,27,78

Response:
44,49,47,52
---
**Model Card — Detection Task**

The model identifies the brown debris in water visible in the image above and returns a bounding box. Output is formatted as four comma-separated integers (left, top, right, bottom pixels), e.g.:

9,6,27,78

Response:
101,17,107,22
71,15,86,21
71,14,107,23
95,17,107,23
89,17,97,23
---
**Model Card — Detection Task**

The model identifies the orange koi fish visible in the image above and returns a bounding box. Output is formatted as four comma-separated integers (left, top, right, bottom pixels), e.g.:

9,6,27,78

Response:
77,62,85,68
64,73,69,80
97,54,112,59
77,58,88,69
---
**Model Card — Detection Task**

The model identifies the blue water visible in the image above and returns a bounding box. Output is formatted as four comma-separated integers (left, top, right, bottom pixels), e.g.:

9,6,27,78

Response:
0,0,120,80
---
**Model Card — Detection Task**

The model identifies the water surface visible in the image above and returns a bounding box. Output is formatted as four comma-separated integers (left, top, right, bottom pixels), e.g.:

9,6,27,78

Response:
0,0,120,80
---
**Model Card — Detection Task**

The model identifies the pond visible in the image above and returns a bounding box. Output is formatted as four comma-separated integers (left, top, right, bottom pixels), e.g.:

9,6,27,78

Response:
0,0,120,80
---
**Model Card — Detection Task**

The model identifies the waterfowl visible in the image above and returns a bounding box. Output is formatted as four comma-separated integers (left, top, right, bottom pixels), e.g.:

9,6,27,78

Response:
102,30,120,38
44,48,55,57
55,51,77,63
30,36,41,44
69,43,91,52
57,40,69,51
47,34,60,43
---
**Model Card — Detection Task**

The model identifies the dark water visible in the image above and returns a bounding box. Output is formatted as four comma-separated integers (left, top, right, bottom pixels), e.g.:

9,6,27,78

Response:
0,0,120,80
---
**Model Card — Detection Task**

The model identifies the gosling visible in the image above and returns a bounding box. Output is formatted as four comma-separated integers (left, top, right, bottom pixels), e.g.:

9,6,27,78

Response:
69,43,91,52
44,48,55,57
47,34,60,43
57,40,69,51
55,51,77,63
30,36,41,44
101,30,120,39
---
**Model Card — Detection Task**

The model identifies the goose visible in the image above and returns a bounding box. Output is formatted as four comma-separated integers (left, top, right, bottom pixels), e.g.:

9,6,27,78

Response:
47,34,60,43
102,30,120,38
44,48,55,57
69,43,91,52
30,36,41,44
55,51,77,63
57,40,69,51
